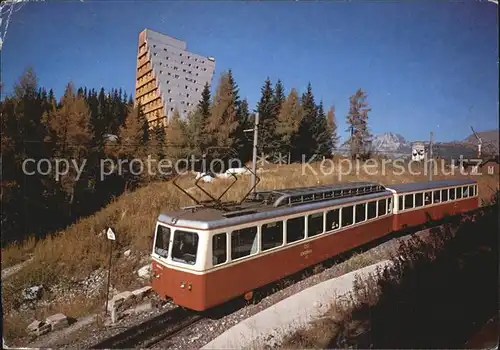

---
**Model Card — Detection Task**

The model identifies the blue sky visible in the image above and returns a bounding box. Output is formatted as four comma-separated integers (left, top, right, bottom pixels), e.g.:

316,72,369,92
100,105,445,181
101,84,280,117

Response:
2,0,498,143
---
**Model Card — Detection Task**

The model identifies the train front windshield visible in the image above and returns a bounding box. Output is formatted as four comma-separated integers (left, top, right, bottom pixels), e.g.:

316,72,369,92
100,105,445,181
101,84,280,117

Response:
154,224,199,265
171,230,199,265
154,224,171,259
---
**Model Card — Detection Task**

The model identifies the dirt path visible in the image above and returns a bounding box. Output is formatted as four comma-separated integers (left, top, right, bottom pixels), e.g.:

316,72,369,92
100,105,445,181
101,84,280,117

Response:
1,258,33,281
27,314,99,349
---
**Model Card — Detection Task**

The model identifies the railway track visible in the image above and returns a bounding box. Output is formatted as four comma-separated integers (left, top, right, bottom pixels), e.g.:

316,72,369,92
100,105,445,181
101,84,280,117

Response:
90,306,203,349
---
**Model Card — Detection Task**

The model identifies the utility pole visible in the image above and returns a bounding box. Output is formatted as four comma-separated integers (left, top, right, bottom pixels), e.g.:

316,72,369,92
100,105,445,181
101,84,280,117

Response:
244,112,259,198
429,131,433,181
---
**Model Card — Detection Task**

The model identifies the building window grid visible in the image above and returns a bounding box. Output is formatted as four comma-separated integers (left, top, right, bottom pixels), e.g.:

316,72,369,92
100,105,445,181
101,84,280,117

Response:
139,45,213,117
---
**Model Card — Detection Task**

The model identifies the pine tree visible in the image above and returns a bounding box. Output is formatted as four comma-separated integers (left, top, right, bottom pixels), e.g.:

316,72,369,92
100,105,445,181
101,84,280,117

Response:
185,109,205,157
186,83,212,157
326,105,339,151
295,83,317,160
311,101,333,157
198,82,211,119
110,105,149,188
346,88,371,158
165,109,187,160
276,88,304,162
42,82,93,217
236,98,252,163
148,122,167,161
273,79,286,117
227,69,240,109
48,89,56,106
203,71,240,156
117,105,148,156
0,70,40,239
256,78,278,155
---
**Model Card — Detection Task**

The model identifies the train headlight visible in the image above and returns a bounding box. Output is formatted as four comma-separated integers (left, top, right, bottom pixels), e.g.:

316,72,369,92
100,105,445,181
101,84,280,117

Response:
180,282,186,289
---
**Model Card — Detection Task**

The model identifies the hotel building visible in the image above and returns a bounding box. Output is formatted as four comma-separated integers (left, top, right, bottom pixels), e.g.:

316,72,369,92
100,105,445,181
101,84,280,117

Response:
135,29,215,126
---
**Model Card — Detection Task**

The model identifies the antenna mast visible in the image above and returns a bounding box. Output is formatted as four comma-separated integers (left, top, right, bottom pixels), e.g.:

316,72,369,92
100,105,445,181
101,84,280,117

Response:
470,126,482,158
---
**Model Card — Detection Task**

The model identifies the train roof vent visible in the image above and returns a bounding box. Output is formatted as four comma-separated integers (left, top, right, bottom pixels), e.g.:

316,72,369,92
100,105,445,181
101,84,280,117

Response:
258,182,386,208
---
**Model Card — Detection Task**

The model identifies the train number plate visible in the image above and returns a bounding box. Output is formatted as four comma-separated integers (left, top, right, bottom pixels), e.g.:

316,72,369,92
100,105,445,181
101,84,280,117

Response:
300,243,313,258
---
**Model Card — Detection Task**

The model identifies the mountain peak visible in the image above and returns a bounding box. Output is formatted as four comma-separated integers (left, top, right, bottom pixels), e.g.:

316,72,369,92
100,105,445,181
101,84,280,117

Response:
371,132,410,152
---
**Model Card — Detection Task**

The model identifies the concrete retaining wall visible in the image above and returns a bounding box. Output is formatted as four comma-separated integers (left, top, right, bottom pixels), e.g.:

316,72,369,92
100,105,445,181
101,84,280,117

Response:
202,259,393,349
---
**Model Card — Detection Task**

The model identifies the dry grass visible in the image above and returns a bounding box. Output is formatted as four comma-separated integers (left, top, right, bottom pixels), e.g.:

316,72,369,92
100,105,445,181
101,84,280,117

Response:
3,294,103,345
1,160,498,342
1,236,37,268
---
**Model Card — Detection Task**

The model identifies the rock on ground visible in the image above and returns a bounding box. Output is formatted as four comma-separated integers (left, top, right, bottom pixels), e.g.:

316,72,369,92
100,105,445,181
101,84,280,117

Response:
137,264,151,279
27,320,51,337
46,313,69,331
22,285,43,301
107,291,135,313
132,286,152,300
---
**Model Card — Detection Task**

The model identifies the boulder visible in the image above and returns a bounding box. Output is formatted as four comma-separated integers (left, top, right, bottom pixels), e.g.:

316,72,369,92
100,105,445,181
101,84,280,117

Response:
27,320,44,333
45,313,69,331
137,264,151,279
107,291,135,312
132,286,152,300
22,285,43,301
124,249,132,258
26,320,51,336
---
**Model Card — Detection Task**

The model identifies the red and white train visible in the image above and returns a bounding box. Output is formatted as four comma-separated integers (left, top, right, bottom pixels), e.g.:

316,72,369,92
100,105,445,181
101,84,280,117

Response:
150,179,479,311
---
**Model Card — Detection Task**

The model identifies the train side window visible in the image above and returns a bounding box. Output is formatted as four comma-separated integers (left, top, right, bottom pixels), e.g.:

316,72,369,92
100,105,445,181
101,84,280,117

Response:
171,230,199,265
404,194,414,209
441,189,448,201
212,233,227,266
326,209,340,231
307,212,324,237
469,185,474,196
388,197,392,213
463,186,469,198
287,217,305,243
367,201,377,219
415,192,424,207
424,191,432,205
378,198,387,216
449,188,455,200
434,190,441,203
398,195,404,211
154,225,171,259
261,221,284,251
456,187,462,199
355,203,366,223
231,227,258,260
342,206,354,226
